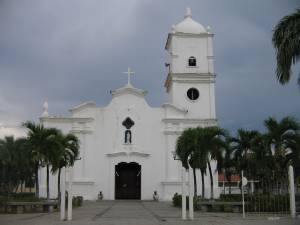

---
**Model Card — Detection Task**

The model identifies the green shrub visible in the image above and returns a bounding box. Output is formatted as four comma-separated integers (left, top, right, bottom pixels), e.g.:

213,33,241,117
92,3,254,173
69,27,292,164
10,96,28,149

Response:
72,196,83,207
0,193,40,203
172,193,199,210
219,194,242,202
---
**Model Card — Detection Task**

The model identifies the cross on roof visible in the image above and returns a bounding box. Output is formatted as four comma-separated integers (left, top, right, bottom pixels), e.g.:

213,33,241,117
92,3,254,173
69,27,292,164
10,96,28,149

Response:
123,67,135,85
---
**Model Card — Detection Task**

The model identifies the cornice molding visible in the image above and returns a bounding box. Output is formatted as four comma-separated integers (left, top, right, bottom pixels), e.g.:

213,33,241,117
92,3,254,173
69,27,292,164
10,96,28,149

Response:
164,73,216,91
165,32,214,50
106,151,150,158
162,118,217,124
71,129,93,134
66,180,95,185
161,180,188,185
40,117,94,123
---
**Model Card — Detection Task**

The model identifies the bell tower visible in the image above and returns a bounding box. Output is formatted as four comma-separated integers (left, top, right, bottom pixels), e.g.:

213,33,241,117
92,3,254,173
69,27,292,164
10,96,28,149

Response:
165,8,216,119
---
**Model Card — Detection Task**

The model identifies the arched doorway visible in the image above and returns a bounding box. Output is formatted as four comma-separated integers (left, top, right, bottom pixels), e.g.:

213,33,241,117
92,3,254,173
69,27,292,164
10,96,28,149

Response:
115,162,141,199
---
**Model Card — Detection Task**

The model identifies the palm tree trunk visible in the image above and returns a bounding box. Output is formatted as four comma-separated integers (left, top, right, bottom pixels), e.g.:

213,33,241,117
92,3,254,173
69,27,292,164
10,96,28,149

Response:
46,164,50,200
57,168,61,200
226,172,232,194
193,168,197,197
14,183,20,193
208,162,214,200
201,169,205,199
35,165,39,198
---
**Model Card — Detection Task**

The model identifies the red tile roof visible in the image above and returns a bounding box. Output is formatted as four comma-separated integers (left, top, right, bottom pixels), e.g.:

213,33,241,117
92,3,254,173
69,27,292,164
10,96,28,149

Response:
218,173,241,182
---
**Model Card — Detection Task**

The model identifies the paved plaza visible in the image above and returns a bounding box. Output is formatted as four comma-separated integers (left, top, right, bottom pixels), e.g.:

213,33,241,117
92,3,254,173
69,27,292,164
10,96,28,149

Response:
0,200,299,225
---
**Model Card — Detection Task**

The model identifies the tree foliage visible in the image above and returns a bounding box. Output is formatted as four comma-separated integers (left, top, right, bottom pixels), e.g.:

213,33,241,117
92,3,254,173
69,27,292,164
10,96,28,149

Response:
272,8,300,87
175,116,300,199
0,121,80,200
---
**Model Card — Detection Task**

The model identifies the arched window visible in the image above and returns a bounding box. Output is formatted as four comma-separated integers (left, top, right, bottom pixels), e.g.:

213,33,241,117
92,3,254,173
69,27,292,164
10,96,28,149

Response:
188,56,196,67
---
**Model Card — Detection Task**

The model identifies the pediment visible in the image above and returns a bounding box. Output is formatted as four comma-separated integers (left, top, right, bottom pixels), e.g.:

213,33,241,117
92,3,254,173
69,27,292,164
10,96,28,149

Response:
69,101,96,113
110,84,147,98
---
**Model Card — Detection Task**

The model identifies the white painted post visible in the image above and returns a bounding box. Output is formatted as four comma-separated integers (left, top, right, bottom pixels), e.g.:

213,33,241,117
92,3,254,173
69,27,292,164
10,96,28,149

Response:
242,170,245,219
67,167,73,221
60,167,66,221
250,181,254,194
288,165,296,218
181,167,186,220
188,166,194,220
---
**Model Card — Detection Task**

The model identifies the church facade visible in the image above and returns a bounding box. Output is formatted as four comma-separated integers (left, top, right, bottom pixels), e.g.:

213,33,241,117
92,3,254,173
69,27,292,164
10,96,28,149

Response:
39,8,219,201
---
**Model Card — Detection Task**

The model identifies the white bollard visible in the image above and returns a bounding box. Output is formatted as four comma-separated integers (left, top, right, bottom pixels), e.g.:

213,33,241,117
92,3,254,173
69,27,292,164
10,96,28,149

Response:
60,167,66,221
67,167,73,221
288,165,296,218
188,166,194,220
181,167,187,220
242,170,245,219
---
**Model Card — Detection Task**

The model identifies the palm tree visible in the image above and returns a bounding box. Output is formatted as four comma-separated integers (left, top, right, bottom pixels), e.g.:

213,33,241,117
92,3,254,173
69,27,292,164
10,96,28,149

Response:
231,129,260,177
201,127,227,200
176,127,226,199
0,136,19,193
13,137,34,193
176,128,200,196
0,136,31,194
248,134,275,179
272,8,300,87
264,116,299,174
220,137,237,194
51,131,79,199
189,128,208,198
23,121,60,199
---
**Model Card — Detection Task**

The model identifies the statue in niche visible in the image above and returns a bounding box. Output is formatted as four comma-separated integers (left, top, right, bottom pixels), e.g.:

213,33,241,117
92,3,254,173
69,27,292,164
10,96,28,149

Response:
122,117,134,144
124,130,132,144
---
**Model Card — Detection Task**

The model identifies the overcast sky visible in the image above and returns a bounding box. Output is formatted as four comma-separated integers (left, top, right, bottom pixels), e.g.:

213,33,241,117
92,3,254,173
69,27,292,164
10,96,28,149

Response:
0,0,299,137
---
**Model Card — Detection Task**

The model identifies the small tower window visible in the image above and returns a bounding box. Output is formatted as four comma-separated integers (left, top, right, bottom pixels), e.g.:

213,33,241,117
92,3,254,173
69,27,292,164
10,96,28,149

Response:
188,56,197,67
187,88,199,101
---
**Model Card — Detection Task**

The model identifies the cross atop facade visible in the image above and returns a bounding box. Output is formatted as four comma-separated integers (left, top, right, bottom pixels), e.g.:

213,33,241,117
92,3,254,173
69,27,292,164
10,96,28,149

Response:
123,67,135,85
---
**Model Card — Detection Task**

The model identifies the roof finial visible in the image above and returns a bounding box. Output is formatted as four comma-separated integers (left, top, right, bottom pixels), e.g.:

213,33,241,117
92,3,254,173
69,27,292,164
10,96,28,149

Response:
171,24,176,33
206,25,211,33
42,99,49,117
185,7,192,18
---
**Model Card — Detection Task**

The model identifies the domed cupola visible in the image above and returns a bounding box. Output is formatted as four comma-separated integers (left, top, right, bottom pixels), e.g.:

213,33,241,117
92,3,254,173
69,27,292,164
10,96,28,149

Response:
172,8,207,34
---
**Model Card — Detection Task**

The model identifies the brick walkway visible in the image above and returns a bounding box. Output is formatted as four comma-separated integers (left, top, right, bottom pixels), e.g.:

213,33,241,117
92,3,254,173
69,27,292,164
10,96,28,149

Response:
0,200,299,225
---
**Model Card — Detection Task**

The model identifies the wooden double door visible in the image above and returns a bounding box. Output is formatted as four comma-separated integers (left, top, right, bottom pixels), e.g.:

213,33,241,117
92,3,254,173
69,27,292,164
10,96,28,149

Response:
115,162,141,199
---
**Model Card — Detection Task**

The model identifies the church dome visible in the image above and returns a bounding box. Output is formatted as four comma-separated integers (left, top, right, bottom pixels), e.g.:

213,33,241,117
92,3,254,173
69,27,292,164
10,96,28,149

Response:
173,8,207,34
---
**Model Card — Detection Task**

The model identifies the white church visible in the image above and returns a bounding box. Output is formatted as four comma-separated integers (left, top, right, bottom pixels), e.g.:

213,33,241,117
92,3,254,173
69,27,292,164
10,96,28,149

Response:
39,8,219,201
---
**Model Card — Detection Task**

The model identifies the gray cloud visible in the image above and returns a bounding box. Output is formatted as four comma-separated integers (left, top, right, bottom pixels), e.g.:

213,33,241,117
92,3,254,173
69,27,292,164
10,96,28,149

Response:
0,0,299,136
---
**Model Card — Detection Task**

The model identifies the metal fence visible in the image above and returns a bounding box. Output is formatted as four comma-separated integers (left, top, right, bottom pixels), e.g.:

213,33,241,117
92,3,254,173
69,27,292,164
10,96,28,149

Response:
296,176,300,214
243,174,290,215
